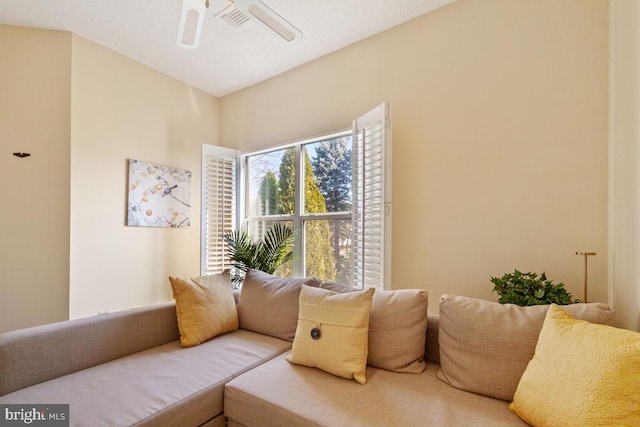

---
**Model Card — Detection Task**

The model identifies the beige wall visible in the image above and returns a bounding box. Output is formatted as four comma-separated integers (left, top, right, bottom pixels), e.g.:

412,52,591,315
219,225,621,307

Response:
0,26,218,331
609,0,640,331
220,0,610,309
70,36,219,319
0,25,71,332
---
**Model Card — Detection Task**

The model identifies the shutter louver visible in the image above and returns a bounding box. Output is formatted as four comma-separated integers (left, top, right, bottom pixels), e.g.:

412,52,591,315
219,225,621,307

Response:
352,103,392,290
201,145,239,276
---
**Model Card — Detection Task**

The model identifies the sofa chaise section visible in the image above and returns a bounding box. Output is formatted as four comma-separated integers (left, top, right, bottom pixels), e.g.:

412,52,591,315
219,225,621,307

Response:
224,354,528,427
0,302,180,397
224,308,533,427
0,303,292,426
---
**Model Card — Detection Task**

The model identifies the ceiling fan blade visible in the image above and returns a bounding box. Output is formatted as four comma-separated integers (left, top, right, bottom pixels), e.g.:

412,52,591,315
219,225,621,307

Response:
232,0,302,42
177,0,208,49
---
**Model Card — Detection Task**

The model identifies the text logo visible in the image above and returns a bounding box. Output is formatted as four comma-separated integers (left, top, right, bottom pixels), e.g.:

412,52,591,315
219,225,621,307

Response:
0,405,68,427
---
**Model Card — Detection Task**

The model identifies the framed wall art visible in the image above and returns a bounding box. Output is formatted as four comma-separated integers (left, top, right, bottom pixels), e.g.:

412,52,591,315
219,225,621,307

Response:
126,159,192,228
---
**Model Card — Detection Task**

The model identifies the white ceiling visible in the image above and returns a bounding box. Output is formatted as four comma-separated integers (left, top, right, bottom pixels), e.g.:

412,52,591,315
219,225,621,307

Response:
0,0,456,97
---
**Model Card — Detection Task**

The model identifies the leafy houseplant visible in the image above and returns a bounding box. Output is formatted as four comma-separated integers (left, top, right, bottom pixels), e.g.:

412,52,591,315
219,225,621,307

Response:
490,269,579,306
223,223,295,286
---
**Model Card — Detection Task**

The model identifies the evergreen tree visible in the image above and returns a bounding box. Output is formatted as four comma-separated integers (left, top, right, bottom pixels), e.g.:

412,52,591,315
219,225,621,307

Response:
304,150,326,214
312,137,352,212
303,152,335,280
277,148,335,280
311,137,353,282
258,171,279,215
278,148,296,215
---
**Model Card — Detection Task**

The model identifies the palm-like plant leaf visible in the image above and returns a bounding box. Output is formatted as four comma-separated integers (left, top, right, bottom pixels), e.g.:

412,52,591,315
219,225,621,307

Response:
223,230,256,275
223,223,295,283
257,223,295,273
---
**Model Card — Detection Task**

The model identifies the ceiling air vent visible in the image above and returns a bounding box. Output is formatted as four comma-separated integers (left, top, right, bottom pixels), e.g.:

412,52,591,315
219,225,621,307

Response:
220,8,250,29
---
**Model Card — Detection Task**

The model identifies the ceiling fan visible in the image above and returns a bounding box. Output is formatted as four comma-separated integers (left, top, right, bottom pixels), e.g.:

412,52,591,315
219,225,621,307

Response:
177,0,303,49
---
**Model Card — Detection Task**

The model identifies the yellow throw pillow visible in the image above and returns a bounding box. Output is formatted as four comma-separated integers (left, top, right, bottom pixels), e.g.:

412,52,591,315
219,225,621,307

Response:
510,304,640,427
169,270,239,347
287,285,375,384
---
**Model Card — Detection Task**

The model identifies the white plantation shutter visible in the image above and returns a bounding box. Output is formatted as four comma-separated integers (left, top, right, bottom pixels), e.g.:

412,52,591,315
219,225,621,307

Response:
201,145,240,276
352,103,392,290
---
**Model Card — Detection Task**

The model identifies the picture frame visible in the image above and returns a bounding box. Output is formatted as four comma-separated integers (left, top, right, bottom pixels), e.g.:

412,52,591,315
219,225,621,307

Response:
126,159,191,228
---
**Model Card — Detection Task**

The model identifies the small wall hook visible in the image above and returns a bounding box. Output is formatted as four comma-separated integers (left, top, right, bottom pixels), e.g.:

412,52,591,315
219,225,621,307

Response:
13,152,31,158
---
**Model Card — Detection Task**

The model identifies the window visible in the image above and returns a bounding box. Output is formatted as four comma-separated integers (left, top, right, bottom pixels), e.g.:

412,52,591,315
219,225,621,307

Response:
201,103,391,289
244,132,353,282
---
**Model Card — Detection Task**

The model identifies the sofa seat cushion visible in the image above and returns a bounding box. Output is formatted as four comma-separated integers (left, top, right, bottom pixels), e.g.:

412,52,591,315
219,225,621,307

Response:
0,330,291,427
224,354,529,427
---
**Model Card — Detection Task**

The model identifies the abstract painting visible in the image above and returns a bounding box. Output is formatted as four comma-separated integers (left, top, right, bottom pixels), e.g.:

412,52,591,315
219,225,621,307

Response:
127,159,191,228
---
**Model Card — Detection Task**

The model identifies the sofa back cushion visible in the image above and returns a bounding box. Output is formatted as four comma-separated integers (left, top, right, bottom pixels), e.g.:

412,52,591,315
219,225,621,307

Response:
437,294,615,401
317,280,357,293
237,269,321,341
317,282,430,373
368,289,429,373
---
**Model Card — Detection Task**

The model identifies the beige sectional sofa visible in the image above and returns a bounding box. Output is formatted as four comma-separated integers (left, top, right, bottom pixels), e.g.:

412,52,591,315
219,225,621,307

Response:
0,269,631,426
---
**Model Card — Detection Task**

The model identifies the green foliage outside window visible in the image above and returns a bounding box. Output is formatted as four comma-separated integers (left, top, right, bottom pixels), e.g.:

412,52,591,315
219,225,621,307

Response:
303,152,335,280
258,171,279,215
312,138,352,283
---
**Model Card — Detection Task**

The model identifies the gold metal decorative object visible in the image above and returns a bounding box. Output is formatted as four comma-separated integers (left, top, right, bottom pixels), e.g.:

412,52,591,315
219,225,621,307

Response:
576,252,596,302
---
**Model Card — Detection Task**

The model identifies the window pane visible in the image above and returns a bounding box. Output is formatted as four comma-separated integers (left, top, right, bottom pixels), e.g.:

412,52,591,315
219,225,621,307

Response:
304,218,352,284
247,148,296,216
303,136,352,214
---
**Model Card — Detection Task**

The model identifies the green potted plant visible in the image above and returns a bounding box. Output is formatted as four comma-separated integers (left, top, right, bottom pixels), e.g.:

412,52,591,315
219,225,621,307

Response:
490,269,579,306
223,223,295,286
